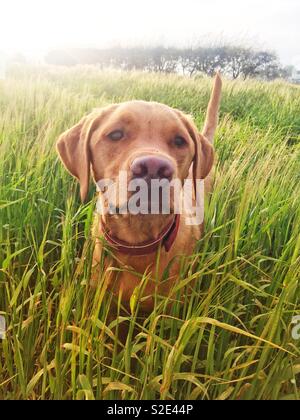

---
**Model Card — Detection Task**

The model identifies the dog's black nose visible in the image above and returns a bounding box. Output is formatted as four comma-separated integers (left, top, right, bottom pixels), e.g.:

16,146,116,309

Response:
131,155,174,181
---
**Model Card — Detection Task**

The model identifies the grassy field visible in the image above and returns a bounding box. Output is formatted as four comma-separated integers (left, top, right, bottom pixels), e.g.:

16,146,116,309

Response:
0,65,299,400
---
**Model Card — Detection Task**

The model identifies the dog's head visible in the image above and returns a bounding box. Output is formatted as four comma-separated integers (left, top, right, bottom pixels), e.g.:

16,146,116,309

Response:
57,74,221,212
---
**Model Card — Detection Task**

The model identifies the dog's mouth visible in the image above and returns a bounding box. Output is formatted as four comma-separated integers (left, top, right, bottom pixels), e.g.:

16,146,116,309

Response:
99,188,176,216
106,194,176,215
96,174,181,216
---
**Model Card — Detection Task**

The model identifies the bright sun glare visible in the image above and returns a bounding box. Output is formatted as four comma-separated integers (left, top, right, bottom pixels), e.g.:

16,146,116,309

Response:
1,0,299,65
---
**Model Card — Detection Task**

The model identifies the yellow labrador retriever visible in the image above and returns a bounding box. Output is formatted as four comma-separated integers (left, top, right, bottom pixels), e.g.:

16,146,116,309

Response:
57,74,222,313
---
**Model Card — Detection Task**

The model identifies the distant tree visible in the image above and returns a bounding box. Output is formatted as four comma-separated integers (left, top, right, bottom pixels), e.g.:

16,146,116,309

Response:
146,47,179,73
123,47,149,71
277,65,295,80
187,47,226,76
44,45,290,82
240,50,279,79
221,47,251,79
178,48,195,76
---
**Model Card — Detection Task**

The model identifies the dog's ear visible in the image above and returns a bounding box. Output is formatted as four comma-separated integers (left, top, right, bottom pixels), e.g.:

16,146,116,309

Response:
56,107,115,202
56,115,94,202
202,72,222,144
192,133,214,184
173,110,215,199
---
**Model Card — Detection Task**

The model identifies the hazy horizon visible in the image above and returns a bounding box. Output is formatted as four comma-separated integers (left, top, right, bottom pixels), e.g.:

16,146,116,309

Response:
1,0,299,67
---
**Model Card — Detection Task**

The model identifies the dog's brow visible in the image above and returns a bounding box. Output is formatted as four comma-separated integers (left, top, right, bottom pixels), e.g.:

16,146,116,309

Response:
166,117,191,137
115,112,136,125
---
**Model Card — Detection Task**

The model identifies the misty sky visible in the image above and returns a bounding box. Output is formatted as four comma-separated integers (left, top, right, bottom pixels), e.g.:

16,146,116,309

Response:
1,0,299,66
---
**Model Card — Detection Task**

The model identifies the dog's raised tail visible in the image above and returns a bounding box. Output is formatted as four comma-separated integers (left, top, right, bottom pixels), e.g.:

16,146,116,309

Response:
202,72,222,144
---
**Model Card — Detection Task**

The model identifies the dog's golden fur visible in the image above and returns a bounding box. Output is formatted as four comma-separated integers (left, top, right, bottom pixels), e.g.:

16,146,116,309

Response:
57,74,222,313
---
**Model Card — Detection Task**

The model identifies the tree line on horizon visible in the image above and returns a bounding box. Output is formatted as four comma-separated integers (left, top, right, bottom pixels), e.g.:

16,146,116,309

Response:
44,45,294,81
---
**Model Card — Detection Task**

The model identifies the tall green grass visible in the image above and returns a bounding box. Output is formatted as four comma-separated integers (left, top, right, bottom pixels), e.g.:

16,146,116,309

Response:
0,65,299,400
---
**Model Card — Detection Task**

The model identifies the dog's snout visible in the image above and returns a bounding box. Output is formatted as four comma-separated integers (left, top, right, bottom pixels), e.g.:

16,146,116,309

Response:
131,155,174,181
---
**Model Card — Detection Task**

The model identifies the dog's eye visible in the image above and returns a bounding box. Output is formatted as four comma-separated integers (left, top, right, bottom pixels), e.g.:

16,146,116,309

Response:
107,130,124,141
173,136,187,148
